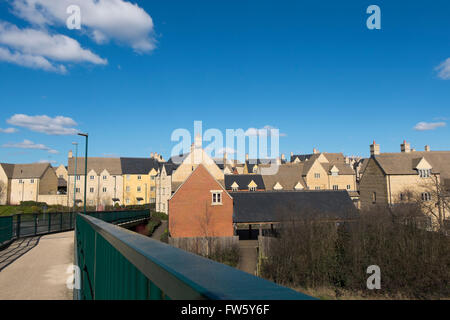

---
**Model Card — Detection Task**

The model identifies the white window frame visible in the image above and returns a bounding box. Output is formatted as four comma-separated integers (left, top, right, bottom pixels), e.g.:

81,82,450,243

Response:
211,190,223,205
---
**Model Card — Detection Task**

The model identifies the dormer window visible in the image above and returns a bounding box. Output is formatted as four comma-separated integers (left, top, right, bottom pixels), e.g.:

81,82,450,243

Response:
249,186,257,191
418,169,431,178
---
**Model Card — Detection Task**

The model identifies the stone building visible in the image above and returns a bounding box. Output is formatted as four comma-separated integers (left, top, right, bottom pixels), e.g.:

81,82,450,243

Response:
359,141,450,227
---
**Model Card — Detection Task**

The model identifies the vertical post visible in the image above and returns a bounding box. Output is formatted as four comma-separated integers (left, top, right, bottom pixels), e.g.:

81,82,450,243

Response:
73,142,78,212
60,212,63,231
78,133,89,215
16,214,21,238
34,213,37,235
48,213,51,233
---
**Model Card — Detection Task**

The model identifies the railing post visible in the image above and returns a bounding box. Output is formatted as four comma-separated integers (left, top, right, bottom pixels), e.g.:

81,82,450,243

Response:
60,212,63,231
16,214,21,238
48,213,51,233
70,212,73,229
34,213,38,235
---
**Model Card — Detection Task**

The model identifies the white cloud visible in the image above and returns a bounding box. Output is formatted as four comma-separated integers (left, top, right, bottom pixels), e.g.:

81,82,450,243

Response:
38,159,57,164
7,114,79,135
2,139,58,154
0,21,107,72
11,0,156,53
0,127,18,133
413,121,446,131
436,58,450,80
245,125,287,137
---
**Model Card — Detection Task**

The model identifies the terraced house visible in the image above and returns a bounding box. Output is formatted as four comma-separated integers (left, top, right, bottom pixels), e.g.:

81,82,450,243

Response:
67,155,123,208
0,162,58,205
121,157,160,205
360,141,450,228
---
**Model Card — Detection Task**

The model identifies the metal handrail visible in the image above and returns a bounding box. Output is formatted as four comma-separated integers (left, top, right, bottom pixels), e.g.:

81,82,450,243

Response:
76,213,315,300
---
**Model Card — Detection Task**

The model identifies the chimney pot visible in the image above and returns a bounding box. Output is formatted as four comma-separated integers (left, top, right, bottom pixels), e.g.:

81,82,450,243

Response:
425,145,430,152
401,140,411,153
68,150,73,158
245,154,249,161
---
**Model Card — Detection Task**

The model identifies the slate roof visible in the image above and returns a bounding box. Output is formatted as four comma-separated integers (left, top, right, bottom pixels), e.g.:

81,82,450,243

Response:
291,152,345,163
373,151,450,179
231,190,358,223
225,174,265,191
120,157,160,174
68,157,122,175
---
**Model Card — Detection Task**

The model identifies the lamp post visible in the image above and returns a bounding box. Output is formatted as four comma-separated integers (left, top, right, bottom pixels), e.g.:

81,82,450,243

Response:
72,142,78,212
78,133,88,214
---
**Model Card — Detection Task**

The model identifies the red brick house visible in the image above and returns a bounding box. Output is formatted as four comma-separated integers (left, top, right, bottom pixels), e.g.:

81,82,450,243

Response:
168,164,233,238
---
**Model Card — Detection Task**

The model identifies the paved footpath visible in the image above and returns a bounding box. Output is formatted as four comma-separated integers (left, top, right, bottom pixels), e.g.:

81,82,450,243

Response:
0,231,74,300
151,220,168,241
237,240,259,275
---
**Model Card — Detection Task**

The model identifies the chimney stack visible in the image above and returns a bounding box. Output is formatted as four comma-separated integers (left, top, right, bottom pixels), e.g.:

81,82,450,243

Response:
370,140,380,156
150,152,154,158
401,140,411,153
68,150,73,158
281,154,285,162
425,145,430,152
245,153,249,161
313,148,319,154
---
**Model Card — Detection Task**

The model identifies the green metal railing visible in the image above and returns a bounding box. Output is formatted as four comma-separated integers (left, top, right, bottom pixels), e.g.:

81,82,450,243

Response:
0,210,150,245
75,213,315,300
0,216,13,245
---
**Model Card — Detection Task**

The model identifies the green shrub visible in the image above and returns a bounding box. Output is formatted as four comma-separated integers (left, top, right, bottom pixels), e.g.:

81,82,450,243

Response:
160,229,169,243
151,211,168,221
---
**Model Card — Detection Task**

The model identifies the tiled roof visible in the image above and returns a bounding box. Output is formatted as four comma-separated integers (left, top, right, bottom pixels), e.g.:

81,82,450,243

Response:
373,151,450,178
231,190,358,223
8,163,51,179
0,163,15,179
68,157,122,175
262,164,306,190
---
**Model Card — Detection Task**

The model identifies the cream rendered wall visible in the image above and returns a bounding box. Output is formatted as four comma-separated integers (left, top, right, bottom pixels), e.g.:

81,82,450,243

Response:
172,148,224,183
328,174,357,191
55,165,68,181
0,167,8,205
68,170,123,207
10,178,39,205
156,167,171,214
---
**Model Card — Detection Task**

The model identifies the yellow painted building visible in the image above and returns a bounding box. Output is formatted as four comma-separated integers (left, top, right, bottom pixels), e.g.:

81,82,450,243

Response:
121,158,159,205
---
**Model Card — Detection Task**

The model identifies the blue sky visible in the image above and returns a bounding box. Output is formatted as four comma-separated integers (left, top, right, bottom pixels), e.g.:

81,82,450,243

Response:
0,0,449,165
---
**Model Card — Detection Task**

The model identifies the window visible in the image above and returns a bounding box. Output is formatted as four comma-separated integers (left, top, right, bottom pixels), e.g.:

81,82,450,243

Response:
90,175,95,180
421,192,432,201
75,188,80,193
249,186,257,191
30,179,34,184
399,193,404,201
150,187,155,191
137,175,142,180
89,200,94,205
331,172,338,177
126,198,130,204
332,185,338,190
315,186,321,190
76,175,80,181
126,186,130,192
418,169,431,178
103,175,107,180
372,192,377,204
90,187,94,193
211,191,223,205
19,179,23,184
137,186,141,192
314,173,320,179
151,176,155,181
232,186,238,192
102,187,107,193
59,175,63,178
347,185,351,190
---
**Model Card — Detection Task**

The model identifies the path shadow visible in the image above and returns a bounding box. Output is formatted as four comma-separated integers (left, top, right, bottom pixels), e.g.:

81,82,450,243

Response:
0,237,41,272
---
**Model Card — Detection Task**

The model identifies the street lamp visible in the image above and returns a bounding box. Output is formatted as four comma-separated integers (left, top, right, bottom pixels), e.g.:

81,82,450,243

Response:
78,133,88,214
72,142,78,212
